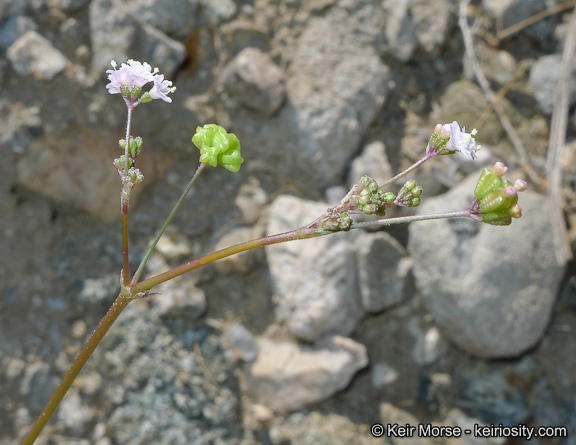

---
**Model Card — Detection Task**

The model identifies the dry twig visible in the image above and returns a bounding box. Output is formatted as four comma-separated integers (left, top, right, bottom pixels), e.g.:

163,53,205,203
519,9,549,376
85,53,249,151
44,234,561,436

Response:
546,5,575,264
459,0,542,186
496,1,576,40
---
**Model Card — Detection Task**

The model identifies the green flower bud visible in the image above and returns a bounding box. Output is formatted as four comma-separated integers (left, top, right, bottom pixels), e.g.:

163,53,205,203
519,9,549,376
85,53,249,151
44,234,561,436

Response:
397,180,423,207
192,124,244,173
139,91,152,103
481,210,512,226
129,136,143,158
474,168,503,200
113,155,134,170
478,188,517,213
382,191,396,203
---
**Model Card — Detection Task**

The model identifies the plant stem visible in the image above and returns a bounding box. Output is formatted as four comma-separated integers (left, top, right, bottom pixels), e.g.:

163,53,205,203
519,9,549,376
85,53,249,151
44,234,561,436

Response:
347,209,470,231
121,105,134,287
131,163,207,285
132,226,321,293
21,290,133,445
379,152,434,188
21,205,473,443
121,201,130,286
133,209,472,294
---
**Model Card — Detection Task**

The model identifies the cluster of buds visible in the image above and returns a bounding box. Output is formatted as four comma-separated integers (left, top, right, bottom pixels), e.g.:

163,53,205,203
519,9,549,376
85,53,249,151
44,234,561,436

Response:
311,176,396,232
395,179,423,207
192,124,244,173
313,207,353,232
470,162,526,226
347,176,396,216
113,137,146,200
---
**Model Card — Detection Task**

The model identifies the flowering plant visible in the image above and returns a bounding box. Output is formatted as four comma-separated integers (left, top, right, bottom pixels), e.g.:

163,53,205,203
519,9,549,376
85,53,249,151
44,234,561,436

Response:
21,60,526,444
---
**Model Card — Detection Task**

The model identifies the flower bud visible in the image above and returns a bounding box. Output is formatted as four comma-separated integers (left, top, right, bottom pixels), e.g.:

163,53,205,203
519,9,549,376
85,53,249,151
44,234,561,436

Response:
481,210,512,226
192,124,244,172
493,161,508,176
514,179,527,192
474,168,503,200
478,188,517,213
471,163,526,226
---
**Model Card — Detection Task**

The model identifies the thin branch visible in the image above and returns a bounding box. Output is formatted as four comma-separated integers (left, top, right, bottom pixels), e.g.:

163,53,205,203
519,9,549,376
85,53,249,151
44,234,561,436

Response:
21,291,132,445
547,5,576,265
459,0,542,186
131,162,207,284
496,1,576,40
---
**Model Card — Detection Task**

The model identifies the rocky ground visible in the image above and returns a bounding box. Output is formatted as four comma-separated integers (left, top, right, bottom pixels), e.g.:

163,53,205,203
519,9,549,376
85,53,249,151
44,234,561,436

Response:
1,0,575,444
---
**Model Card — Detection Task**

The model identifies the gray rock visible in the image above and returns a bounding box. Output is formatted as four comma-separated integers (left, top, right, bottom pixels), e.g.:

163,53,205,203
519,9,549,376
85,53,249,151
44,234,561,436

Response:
79,274,119,305
17,129,170,223
269,411,377,445
410,0,454,56
454,370,530,426
381,0,418,62
529,54,576,115
411,326,449,365
19,361,59,412
347,140,394,189
464,44,518,85
131,0,199,38
214,225,264,274
242,335,368,412
380,403,431,445
200,0,237,24
220,18,270,56
0,16,37,51
371,362,399,388
227,321,259,362
7,30,68,80
221,47,285,115
56,389,94,435
150,276,206,321
286,12,390,186
97,302,242,444
356,231,412,313
266,195,362,341
234,176,268,223
89,0,187,73
408,171,566,358
483,0,555,46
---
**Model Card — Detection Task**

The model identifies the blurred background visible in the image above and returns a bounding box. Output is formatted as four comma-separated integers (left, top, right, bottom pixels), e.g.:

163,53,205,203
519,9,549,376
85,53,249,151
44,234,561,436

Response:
1,0,575,443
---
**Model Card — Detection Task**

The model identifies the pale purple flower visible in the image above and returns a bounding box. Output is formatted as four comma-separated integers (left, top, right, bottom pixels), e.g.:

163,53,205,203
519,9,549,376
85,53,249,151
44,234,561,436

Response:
149,74,174,103
106,60,155,97
445,121,477,160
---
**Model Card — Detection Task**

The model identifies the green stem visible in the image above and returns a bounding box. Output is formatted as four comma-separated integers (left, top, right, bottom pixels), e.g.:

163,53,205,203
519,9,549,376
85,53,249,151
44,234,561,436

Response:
21,290,133,445
131,163,207,285
132,226,321,293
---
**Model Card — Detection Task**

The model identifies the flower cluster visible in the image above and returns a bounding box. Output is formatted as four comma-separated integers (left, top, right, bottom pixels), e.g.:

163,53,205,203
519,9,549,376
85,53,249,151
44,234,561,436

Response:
192,124,244,172
470,162,526,225
427,121,478,160
311,176,396,232
395,179,423,207
106,60,175,104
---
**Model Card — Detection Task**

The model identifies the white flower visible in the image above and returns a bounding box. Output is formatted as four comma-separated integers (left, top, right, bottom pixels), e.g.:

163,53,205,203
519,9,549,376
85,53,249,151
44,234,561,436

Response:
445,121,477,160
149,74,175,103
106,59,155,97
